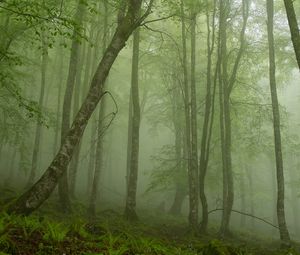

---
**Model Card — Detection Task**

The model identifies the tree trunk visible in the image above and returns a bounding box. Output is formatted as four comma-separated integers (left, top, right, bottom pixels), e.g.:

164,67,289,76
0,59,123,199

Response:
88,0,109,217
199,0,216,233
240,167,246,228
88,97,107,217
218,0,248,237
245,164,255,229
8,0,146,216
266,0,291,244
58,0,85,212
180,0,196,231
124,26,141,222
87,119,96,196
283,0,300,69
126,91,133,188
189,10,199,230
26,35,48,187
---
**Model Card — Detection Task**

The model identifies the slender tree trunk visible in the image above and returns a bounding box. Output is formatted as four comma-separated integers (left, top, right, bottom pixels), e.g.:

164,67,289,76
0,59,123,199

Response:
87,119,96,196
189,10,199,230
199,0,216,233
240,167,246,228
58,0,85,212
88,97,107,217
8,0,146,216
126,91,133,188
283,0,300,69
245,164,255,229
266,0,291,244
26,36,48,187
124,26,141,221
218,0,249,237
88,0,109,217
180,0,196,231
218,0,230,237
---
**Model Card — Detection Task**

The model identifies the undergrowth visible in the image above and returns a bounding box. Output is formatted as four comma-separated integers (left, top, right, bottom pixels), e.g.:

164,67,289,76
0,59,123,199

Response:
0,196,299,255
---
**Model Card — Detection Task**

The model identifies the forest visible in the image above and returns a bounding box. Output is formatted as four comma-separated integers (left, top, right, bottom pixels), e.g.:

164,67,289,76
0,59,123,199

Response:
0,0,300,254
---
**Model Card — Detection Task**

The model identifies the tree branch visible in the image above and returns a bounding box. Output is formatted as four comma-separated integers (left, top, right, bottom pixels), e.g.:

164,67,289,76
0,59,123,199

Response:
207,208,279,229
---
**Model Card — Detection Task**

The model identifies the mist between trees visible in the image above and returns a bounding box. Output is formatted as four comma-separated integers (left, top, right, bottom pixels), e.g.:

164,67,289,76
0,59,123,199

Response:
0,0,300,251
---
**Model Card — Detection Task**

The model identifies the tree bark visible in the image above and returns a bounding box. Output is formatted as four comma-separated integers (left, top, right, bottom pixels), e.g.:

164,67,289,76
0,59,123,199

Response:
199,0,216,233
88,0,109,217
58,0,85,212
189,10,199,230
218,0,249,237
180,0,196,231
124,25,141,221
239,167,246,228
266,0,290,244
283,0,300,69
126,91,133,188
8,0,147,216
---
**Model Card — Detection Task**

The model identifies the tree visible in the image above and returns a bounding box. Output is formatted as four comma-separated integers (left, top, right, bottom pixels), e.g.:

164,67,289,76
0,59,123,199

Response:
8,0,154,216
266,0,290,244
218,0,249,237
88,0,109,217
180,0,198,231
189,4,199,231
283,0,300,69
58,0,86,213
199,0,217,233
124,25,141,221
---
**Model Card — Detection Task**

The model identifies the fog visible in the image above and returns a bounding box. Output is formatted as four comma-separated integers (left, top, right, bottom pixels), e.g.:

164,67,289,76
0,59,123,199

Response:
0,0,300,254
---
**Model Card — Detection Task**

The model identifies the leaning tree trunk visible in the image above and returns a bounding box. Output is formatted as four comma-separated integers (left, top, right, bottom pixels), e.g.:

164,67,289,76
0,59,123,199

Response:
266,0,290,244
8,0,148,216
283,0,300,69
26,35,48,187
124,26,141,221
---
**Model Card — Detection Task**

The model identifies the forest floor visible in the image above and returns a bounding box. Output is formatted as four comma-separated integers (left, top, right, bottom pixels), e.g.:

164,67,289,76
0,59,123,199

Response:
0,187,299,255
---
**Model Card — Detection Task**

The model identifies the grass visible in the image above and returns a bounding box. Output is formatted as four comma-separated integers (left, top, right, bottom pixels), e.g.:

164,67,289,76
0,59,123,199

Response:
0,193,299,254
